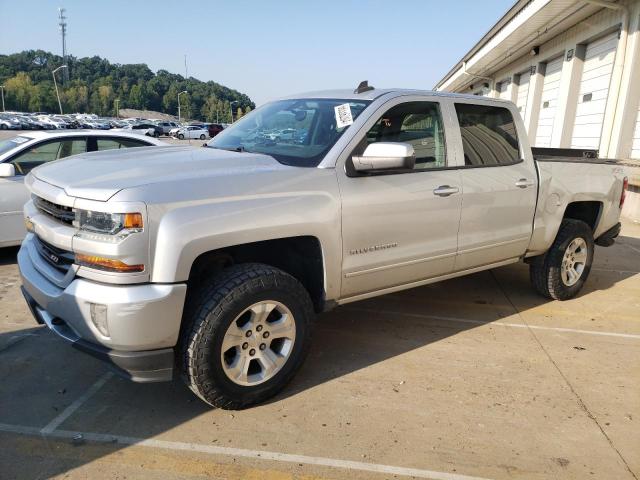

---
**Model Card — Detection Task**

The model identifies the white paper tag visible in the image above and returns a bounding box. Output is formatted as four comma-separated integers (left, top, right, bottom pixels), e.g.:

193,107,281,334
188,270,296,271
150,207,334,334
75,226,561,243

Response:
334,103,354,129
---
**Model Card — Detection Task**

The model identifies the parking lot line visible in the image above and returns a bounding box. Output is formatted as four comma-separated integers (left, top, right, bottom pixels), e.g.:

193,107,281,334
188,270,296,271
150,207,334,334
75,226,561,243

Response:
40,372,113,434
346,307,640,340
0,422,493,480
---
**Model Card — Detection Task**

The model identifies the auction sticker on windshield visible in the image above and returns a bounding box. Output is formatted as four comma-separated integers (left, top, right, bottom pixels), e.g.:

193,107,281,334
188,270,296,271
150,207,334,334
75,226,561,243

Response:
334,103,354,128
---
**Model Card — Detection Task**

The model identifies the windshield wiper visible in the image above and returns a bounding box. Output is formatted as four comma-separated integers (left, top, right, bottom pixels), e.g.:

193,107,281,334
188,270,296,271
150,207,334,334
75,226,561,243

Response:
207,145,245,153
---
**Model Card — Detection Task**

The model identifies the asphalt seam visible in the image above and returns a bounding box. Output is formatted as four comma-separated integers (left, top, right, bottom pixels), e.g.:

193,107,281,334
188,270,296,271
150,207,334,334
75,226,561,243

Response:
488,270,639,480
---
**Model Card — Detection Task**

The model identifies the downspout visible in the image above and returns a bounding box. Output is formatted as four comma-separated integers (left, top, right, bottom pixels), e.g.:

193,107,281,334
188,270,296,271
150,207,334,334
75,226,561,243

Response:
462,61,495,96
583,0,629,157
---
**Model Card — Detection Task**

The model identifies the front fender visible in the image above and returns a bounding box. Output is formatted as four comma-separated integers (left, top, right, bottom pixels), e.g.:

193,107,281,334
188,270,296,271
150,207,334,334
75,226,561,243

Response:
149,191,342,300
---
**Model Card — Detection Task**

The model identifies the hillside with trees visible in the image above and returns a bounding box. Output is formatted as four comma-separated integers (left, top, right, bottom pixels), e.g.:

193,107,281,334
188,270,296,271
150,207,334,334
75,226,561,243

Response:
0,50,254,121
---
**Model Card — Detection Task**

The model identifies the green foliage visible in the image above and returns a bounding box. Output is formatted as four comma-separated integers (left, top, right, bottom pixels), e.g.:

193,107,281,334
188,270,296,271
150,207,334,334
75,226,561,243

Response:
0,50,255,118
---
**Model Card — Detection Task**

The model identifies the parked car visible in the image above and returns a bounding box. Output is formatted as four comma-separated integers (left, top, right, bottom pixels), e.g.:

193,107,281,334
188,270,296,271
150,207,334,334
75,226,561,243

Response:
156,121,180,136
0,116,19,130
174,125,208,140
16,87,627,410
0,130,166,247
207,123,225,138
124,123,163,137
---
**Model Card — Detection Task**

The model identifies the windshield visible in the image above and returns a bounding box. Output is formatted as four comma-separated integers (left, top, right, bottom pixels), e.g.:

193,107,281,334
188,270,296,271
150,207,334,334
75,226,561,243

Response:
0,136,31,156
207,98,371,167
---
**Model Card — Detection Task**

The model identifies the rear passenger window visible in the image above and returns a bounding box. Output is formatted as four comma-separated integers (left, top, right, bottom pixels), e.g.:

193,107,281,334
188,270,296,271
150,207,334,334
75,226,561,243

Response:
97,138,149,150
363,101,446,169
455,104,520,166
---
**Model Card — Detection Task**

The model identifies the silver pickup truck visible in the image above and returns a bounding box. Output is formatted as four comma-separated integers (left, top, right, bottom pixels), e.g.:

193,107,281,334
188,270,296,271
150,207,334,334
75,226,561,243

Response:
18,86,628,409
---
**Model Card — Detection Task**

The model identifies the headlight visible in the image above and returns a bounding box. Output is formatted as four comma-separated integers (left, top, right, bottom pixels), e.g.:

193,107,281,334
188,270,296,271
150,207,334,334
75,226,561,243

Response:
74,210,143,236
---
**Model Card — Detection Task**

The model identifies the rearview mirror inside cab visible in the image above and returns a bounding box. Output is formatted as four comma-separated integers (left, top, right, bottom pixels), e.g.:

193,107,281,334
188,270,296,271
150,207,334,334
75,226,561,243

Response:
352,142,415,172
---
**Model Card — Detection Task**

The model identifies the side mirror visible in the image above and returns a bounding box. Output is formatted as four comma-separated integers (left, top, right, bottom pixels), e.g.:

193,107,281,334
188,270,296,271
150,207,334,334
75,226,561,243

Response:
352,142,415,172
0,163,16,177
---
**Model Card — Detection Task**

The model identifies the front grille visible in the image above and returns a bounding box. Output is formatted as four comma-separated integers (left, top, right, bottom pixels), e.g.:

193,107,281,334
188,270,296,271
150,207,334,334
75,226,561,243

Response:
33,196,75,226
34,236,75,274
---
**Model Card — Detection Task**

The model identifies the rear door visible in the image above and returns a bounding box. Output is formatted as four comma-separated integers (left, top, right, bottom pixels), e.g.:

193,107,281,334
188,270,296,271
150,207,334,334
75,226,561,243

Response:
453,101,538,271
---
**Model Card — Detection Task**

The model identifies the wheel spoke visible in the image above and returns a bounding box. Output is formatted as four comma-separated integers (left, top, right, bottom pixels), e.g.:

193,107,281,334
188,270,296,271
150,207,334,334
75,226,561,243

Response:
249,302,278,324
574,250,587,264
268,314,294,339
227,354,251,383
258,349,283,377
221,323,246,352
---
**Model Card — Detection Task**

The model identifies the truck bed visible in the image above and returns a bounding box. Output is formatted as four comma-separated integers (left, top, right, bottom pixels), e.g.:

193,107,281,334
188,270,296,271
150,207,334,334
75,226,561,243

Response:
532,147,619,165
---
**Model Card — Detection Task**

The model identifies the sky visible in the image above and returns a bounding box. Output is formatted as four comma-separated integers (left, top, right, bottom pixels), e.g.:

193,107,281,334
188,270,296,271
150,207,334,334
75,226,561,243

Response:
0,0,514,106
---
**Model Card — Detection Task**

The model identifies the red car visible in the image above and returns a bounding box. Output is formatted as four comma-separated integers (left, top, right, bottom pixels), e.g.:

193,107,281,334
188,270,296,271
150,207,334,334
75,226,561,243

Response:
208,123,225,138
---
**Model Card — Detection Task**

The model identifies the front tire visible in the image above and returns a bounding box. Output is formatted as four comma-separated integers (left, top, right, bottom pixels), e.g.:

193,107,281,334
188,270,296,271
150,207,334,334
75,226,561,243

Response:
530,219,594,300
200,134,206,140
178,133,184,140
180,263,314,409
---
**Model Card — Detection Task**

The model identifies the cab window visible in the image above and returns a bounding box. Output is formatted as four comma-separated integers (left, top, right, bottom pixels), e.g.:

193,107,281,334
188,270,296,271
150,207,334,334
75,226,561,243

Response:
454,104,520,166
361,101,446,170
10,138,87,175
96,138,149,150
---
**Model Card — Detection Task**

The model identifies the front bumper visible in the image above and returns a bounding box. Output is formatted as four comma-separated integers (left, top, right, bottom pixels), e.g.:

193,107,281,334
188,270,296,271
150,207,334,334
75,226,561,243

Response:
18,236,187,382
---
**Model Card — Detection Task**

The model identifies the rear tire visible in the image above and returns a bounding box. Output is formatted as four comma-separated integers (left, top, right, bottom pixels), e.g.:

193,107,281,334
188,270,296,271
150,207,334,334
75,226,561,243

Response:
178,133,184,140
180,263,314,409
529,219,594,300
200,134,206,140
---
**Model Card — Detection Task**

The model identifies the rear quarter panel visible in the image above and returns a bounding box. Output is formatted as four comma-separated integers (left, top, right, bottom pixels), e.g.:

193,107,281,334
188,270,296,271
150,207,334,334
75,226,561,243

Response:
527,161,625,256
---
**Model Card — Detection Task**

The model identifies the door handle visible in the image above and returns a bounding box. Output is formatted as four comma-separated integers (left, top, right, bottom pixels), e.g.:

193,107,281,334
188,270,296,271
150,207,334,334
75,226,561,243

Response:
515,178,535,188
433,185,459,197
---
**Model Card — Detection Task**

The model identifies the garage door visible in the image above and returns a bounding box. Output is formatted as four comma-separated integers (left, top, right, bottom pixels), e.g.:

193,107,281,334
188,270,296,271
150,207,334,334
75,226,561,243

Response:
571,32,619,149
515,71,531,118
632,104,640,159
535,56,564,147
496,79,510,100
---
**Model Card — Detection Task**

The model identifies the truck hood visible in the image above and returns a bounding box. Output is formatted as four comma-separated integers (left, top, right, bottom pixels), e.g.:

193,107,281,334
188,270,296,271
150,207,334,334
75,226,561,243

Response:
31,146,288,201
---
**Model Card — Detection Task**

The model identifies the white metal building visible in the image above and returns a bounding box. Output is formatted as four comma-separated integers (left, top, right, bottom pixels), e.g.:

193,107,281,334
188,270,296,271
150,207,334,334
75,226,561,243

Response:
435,0,640,161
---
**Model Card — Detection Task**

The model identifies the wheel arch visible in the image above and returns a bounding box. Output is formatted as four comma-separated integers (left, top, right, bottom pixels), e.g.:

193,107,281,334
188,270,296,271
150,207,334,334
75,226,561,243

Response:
186,236,328,313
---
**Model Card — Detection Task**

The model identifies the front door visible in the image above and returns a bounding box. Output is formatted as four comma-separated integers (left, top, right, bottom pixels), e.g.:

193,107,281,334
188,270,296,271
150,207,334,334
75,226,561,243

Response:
338,99,462,298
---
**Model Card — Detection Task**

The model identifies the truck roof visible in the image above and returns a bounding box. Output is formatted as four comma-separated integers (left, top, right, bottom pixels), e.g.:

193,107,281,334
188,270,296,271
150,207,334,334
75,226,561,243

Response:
280,88,513,103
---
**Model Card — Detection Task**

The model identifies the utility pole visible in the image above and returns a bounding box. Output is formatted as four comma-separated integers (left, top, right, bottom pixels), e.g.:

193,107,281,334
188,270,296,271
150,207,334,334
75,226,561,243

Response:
184,54,188,80
58,8,69,83
178,90,188,122
52,65,67,114
114,99,120,118
0,86,5,112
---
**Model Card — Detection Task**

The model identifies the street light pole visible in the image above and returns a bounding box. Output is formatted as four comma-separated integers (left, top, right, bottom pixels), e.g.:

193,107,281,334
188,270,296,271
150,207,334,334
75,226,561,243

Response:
177,90,188,122
52,65,67,114
114,99,120,118
229,101,238,123
0,86,5,112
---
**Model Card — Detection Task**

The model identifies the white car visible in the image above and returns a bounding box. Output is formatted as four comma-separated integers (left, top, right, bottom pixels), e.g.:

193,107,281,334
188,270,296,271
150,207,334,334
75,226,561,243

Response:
0,130,167,247
174,126,208,140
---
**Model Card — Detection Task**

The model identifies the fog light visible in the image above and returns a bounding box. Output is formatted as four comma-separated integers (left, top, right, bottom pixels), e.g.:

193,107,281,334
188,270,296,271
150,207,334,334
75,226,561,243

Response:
90,303,109,337
25,217,35,233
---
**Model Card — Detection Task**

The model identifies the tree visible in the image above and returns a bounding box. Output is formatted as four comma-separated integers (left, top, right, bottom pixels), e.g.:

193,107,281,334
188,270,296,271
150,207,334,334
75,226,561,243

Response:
0,50,256,116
